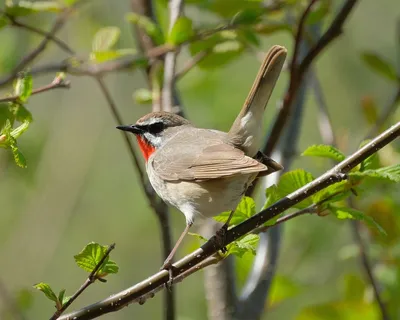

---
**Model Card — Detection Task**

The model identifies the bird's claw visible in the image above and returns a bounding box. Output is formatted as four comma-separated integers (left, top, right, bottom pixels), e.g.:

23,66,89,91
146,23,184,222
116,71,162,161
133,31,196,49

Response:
160,262,176,292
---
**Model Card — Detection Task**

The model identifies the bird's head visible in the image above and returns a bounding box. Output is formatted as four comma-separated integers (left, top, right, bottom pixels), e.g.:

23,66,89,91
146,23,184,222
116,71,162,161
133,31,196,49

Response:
117,111,191,160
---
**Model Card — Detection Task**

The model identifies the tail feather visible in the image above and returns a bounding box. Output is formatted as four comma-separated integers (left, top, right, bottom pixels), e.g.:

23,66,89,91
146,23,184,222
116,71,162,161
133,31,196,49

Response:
228,45,287,156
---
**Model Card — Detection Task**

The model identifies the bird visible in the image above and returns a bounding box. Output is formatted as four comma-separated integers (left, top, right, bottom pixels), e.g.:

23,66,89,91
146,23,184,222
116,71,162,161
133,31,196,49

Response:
117,45,287,270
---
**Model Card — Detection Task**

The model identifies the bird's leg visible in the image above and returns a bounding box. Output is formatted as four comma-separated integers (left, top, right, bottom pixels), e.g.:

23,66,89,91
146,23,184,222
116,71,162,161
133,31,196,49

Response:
161,222,193,290
215,210,234,253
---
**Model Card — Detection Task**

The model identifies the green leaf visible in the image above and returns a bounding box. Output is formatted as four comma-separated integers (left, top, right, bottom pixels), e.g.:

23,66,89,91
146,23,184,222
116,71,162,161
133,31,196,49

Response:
100,259,119,275
226,234,259,258
125,12,164,45
58,289,66,305
312,180,350,205
361,52,398,82
33,283,58,302
0,104,12,131
277,169,314,209
254,23,291,35
11,144,27,168
14,74,33,103
350,165,400,183
264,185,280,209
214,196,255,225
90,48,136,63
15,105,33,123
92,27,121,52
168,16,194,45
11,120,30,139
329,205,386,236
188,232,208,243
302,144,345,162
74,242,118,276
134,88,153,104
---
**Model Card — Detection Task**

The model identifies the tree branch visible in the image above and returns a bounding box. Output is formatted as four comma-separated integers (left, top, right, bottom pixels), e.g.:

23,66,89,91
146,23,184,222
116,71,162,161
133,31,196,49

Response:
58,121,400,320
0,76,70,103
50,244,116,320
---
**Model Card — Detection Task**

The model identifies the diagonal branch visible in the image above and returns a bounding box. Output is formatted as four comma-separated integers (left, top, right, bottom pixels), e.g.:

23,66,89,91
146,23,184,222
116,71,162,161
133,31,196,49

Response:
58,121,400,320
0,76,70,103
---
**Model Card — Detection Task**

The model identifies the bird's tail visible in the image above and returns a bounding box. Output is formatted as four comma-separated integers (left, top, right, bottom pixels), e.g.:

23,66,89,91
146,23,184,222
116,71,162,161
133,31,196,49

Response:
228,45,287,156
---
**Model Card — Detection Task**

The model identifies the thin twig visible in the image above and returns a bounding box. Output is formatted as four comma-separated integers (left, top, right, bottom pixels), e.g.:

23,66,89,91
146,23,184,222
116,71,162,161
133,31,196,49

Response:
58,122,400,320
50,243,116,320
175,50,210,80
162,0,184,112
0,77,70,103
2,12,75,55
0,7,76,87
95,76,147,189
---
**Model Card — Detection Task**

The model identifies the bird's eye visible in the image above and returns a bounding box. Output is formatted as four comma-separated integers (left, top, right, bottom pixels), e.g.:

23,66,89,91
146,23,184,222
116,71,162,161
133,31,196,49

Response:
148,122,164,134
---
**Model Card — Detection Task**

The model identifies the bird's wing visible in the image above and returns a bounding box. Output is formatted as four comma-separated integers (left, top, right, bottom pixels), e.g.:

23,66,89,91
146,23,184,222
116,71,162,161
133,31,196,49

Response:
150,129,269,182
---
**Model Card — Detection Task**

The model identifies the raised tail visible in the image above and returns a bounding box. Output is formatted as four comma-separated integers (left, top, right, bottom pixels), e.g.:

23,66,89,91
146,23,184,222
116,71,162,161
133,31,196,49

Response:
228,45,287,156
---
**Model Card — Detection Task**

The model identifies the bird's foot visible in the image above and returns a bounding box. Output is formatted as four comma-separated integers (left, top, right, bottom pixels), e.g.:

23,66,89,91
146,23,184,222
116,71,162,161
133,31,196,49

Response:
215,223,229,253
160,262,176,292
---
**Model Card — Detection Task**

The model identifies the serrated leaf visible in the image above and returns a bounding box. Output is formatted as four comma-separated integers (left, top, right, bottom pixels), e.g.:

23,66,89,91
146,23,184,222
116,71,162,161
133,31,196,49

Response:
214,196,255,225
134,88,152,104
329,205,386,236
125,12,163,44
361,52,398,82
92,27,121,52
350,165,400,183
33,283,57,302
11,144,27,168
277,169,314,209
74,242,117,276
14,74,33,102
302,144,345,162
168,16,194,45
226,234,259,258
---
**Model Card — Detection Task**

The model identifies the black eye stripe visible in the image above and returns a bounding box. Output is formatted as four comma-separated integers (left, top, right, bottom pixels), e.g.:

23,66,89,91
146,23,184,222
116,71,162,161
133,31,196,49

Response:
139,122,164,134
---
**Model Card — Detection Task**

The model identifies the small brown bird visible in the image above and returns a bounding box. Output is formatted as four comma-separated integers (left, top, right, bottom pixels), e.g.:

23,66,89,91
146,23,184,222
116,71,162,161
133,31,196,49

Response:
117,45,287,269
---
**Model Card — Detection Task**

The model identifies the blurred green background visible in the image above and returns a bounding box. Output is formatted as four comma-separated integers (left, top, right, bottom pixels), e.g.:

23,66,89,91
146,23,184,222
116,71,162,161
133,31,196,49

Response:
0,0,399,319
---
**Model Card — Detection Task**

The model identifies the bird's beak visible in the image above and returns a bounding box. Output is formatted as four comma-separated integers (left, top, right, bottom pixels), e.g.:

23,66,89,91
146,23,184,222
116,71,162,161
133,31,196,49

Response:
116,124,143,134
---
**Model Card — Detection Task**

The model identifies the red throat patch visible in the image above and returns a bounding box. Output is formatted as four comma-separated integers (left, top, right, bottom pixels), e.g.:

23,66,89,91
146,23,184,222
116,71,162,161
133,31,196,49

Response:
136,136,156,161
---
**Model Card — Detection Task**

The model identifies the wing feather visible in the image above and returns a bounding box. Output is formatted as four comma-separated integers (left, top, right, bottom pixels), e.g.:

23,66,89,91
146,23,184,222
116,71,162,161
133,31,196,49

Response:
150,129,269,182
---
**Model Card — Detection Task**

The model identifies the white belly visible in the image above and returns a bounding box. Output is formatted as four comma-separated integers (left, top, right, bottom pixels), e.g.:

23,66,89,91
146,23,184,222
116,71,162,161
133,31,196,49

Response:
147,166,256,224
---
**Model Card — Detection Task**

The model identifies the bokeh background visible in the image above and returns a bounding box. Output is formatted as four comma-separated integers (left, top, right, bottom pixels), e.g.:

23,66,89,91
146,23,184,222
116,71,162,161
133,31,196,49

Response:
0,0,399,319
